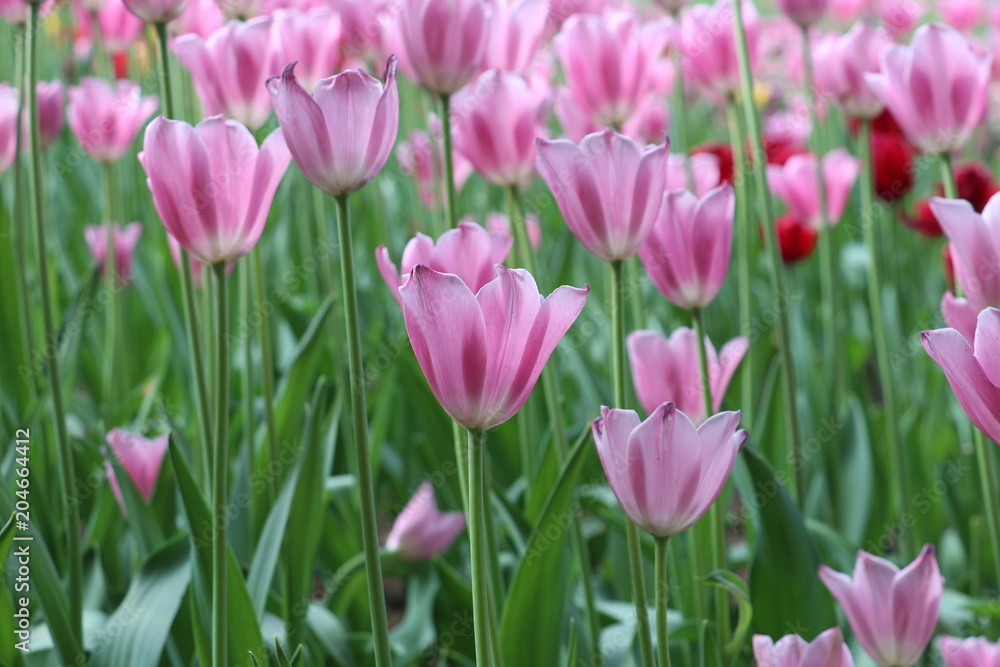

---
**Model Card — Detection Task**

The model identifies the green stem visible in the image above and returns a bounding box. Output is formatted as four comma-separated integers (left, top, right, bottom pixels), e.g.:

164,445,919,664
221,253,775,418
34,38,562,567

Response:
211,262,230,667
89,10,110,79
669,21,693,187
859,120,913,557
730,0,804,508
655,537,671,667
154,22,174,118
252,246,282,494
240,261,256,504
940,153,957,199
333,193,393,666
467,428,491,667
26,4,84,653
612,259,655,667
440,93,458,229
102,163,118,411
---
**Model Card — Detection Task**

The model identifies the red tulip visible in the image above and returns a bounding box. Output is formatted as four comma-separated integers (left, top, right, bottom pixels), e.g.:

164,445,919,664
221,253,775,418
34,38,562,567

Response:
774,212,817,264
692,142,734,184
870,131,914,203
901,198,943,237
951,161,1000,213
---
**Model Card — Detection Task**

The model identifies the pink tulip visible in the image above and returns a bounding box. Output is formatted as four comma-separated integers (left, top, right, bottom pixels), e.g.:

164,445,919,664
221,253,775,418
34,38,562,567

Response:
819,546,944,667
627,329,748,425
486,211,541,250
940,0,986,31
939,636,1000,667
0,84,16,174
593,403,746,537
553,87,670,145
123,0,187,24
865,23,991,155
452,70,546,187
639,184,735,309
666,153,722,196
923,308,1000,444
813,22,889,120
84,222,143,284
681,0,759,96
267,58,398,197
536,129,670,262
215,0,262,19
106,429,170,502
81,0,144,53
335,0,392,60
752,628,855,667
174,17,280,131
878,0,922,38
272,8,343,93
775,0,828,27
33,81,64,149
555,12,669,130
0,0,28,23
67,77,158,162
385,481,466,560
397,129,439,208
483,0,549,73
139,115,291,265
767,149,860,229
376,221,513,307
652,0,689,14
929,196,1000,343
397,0,490,95
399,264,588,430
168,0,224,37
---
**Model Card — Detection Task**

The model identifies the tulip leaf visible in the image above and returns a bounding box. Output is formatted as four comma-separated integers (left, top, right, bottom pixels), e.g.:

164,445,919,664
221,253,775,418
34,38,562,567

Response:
500,426,591,667
699,570,753,656
837,395,873,544
0,513,13,568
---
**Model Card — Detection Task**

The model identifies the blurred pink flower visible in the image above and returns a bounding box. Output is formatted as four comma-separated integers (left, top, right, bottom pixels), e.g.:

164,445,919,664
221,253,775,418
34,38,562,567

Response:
84,222,143,284
0,84,16,174
666,153,721,196
123,0,188,24
32,80,64,149
939,636,1000,667
396,0,489,95
385,481,465,561
68,77,158,162
767,149,860,228
486,211,541,250
168,0,224,37
752,628,855,667
939,0,986,31
813,22,889,119
272,8,343,93
106,429,170,503
681,0,759,96
775,0,828,27
483,0,550,73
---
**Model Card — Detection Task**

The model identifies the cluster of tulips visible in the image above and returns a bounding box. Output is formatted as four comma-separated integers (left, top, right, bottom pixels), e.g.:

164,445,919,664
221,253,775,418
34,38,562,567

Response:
8,0,1000,664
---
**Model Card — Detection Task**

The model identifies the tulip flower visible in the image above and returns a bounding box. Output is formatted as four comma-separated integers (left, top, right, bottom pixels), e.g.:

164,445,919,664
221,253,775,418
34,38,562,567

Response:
555,12,669,130
0,84,15,174
486,211,540,250
902,198,943,237
592,403,746,537
813,22,890,120
667,153,722,196
168,0,223,37
865,23,991,155
385,481,466,561
376,221,513,307
67,77,158,163
681,0,759,96
536,129,669,262
693,142,734,184
552,87,668,145
940,0,986,31
951,162,1000,213
215,0,262,19
84,223,143,284
752,628,855,667
871,131,914,203
639,184,735,310
0,0,28,23
878,0,923,37
272,8,343,93
939,636,1000,667
267,58,398,197
32,81,64,149
819,545,944,667
767,149,860,229
139,115,291,265
78,0,144,54
627,329,748,425
123,0,187,24
452,70,546,187
106,429,170,502
483,0,549,73
775,0,828,27
775,212,818,264
174,16,280,131
396,0,489,95
399,264,588,430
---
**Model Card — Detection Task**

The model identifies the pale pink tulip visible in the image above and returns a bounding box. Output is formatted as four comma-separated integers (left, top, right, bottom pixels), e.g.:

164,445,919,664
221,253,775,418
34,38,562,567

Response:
123,0,187,24
877,0,922,38
483,0,549,73
536,129,669,262
666,153,721,196
681,0,759,96
593,403,746,537
0,84,16,174
397,0,490,95
776,0,828,27
865,23,991,155
813,22,889,120
940,0,986,31
168,0,224,37
0,0,28,23
485,211,541,250
139,115,291,265
267,58,398,197
84,223,143,284
399,264,588,430
939,636,1000,667
33,81,64,149
767,149,860,228
106,429,170,502
81,0,144,53
215,0,262,19
385,481,466,560
272,8,343,93
397,129,439,208
752,628,855,667
819,546,944,667
639,184,735,309
67,77,158,162
553,87,669,144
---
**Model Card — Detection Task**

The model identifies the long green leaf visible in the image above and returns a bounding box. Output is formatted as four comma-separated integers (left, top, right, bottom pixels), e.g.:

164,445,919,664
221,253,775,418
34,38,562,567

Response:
247,457,303,619
699,570,752,655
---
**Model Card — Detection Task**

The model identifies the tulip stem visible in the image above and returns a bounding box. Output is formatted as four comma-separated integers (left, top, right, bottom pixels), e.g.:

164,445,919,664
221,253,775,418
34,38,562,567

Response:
612,259,655,667
730,0,804,509
859,120,914,557
26,4,84,654
655,536,671,667
210,262,230,667
467,428,491,667
153,22,174,120
940,153,957,199
102,163,119,413
440,93,459,229
669,16,693,187
334,193,393,667
252,246,282,494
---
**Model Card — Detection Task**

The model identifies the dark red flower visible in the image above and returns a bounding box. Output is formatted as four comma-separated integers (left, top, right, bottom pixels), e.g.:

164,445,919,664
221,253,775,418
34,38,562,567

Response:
691,141,734,184
113,52,129,80
901,198,943,237
773,212,817,264
760,133,807,166
848,108,908,141
871,131,914,202
950,161,999,213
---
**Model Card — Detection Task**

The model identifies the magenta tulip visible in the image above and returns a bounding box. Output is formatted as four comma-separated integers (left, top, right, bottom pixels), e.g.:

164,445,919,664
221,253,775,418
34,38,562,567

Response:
385,481,466,561
627,329,748,425
397,0,489,95
174,17,280,131
453,70,546,187
0,84,15,174
923,308,1000,444
752,628,854,667
272,8,343,93
775,0,828,26
84,223,143,284
34,80,64,149
813,22,889,120
106,429,170,502
666,153,721,197
267,58,398,197
67,77,158,163
123,0,187,24
819,546,944,667
399,264,588,430
536,129,669,262
593,403,746,537
939,636,1000,667
767,149,860,229
865,23,991,155
639,184,735,309
376,221,513,307
483,0,549,73
681,0,759,96
139,115,291,265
